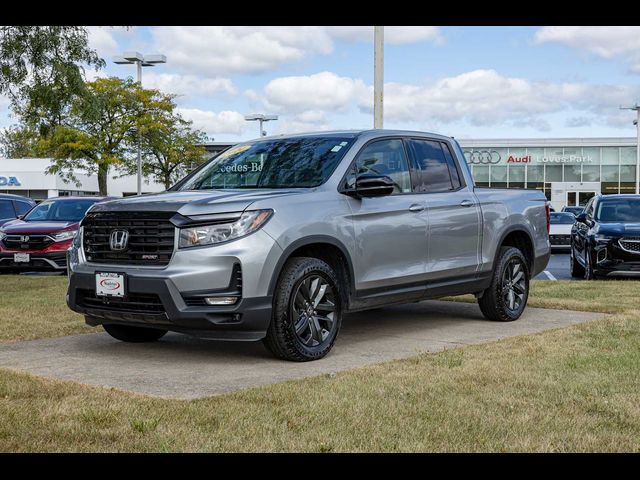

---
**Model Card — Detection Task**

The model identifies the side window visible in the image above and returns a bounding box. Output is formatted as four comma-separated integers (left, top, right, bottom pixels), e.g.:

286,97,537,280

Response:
14,201,32,216
0,200,16,219
347,139,411,194
441,142,463,190
407,139,455,193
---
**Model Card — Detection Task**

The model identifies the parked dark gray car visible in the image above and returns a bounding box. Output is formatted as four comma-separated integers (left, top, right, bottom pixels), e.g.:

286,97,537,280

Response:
67,130,551,361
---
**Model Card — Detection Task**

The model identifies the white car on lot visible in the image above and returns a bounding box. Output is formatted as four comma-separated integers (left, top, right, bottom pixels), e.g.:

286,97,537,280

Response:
549,212,575,249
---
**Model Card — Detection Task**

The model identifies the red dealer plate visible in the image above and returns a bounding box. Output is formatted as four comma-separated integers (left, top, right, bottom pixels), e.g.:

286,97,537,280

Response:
96,272,125,297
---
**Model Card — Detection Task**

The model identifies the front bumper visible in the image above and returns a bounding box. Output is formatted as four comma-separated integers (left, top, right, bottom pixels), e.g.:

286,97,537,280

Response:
67,271,272,340
591,240,640,277
0,251,68,270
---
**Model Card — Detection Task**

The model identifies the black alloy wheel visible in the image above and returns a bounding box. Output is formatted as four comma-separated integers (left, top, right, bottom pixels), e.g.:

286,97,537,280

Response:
501,257,527,314
291,274,337,347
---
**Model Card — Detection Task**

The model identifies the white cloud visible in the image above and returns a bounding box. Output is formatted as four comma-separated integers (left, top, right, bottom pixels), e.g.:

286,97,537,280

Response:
253,68,640,132
87,26,119,56
150,26,333,76
359,69,640,130
143,73,237,98
176,108,246,136
147,26,444,77
328,26,444,45
534,26,640,72
263,71,368,114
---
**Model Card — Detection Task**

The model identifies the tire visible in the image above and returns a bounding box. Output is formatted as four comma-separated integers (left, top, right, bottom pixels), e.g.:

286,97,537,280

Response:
263,257,342,361
478,246,530,322
102,323,167,343
570,245,585,278
584,246,595,280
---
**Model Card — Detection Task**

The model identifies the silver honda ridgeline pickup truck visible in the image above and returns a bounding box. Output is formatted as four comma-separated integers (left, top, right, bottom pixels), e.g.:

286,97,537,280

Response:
67,130,551,361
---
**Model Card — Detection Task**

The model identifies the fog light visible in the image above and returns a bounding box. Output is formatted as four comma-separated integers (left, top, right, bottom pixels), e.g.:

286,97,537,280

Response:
204,296,238,306
597,249,607,264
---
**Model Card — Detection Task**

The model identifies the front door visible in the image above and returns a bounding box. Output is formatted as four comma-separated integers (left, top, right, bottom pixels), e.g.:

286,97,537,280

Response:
345,138,429,292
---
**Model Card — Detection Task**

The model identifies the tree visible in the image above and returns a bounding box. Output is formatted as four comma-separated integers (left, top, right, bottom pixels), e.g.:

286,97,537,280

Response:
131,112,209,190
45,77,173,195
0,125,43,158
0,26,107,134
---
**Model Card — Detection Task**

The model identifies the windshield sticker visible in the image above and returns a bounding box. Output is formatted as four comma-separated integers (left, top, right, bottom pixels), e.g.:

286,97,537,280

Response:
331,144,344,152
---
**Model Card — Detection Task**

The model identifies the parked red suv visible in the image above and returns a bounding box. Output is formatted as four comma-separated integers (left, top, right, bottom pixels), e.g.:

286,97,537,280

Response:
0,196,113,272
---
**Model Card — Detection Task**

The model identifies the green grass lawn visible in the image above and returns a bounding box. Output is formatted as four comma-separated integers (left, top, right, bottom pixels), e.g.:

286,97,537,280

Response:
0,275,638,452
0,275,89,342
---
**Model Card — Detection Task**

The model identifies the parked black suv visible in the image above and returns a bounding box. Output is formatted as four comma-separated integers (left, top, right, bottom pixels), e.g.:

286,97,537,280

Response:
570,194,640,279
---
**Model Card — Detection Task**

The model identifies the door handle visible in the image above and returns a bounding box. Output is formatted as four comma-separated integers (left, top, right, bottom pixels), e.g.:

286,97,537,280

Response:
409,204,425,212
460,199,474,207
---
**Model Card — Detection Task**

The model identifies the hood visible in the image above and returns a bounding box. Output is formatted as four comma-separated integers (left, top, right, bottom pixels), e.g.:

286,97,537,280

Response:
0,219,79,234
88,188,309,216
596,222,640,237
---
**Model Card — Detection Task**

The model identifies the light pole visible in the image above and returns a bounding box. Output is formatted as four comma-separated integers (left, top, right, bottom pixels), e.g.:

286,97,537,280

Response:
244,114,278,138
620,104,640,194
113,52,167,195
373,26,384,129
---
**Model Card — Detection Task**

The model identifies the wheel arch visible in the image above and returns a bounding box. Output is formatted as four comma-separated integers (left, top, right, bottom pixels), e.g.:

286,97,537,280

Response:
267,235,355,307
495,227,535,274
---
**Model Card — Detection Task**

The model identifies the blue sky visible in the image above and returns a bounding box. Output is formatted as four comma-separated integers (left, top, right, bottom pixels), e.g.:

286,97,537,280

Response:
3,26,640,142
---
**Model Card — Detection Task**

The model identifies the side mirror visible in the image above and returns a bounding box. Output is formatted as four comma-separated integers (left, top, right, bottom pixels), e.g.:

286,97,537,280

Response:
575,213,588,224
344,174,395,198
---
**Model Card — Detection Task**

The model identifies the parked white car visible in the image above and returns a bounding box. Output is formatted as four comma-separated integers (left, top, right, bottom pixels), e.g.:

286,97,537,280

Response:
549,212,575,249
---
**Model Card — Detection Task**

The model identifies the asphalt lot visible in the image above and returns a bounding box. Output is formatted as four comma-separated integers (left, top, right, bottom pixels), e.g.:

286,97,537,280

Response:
0,300,603,399
535,251,573,281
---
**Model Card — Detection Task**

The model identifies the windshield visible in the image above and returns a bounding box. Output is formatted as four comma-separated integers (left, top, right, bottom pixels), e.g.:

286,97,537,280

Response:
23,199,99,222
550,213,575,225
596,199,640,222
563,207,583,214
178,136,355,190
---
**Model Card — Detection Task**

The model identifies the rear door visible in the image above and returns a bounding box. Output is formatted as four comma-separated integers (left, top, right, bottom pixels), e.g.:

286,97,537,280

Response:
406,138,481,280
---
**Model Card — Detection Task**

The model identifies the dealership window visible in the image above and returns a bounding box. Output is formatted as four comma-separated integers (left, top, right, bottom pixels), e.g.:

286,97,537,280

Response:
564,164,581,182
526,164,544,191
490,165,507,188
602,183,619,195
545,165,563,182
601,147,619,165
620,147,636,165
582,147,601,164
620,164,636,180
472,165,489,184
508,163,525,188
582,165,600,182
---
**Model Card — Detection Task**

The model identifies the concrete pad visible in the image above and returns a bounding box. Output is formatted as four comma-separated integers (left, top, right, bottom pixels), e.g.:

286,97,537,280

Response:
0,300,604,399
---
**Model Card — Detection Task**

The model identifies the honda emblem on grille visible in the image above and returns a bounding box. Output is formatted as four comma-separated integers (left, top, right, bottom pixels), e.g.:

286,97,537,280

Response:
20,235,29,243
109,229,129,251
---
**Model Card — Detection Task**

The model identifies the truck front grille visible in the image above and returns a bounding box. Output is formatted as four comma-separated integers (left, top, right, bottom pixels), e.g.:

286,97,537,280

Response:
619,237,640,254
82,212,176,266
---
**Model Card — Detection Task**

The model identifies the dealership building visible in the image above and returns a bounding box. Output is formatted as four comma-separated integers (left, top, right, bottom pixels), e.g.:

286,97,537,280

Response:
457,137,639,211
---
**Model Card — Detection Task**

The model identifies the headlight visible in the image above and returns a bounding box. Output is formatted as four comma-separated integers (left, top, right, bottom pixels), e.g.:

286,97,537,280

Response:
178,209,273,248
595,234,615,243
0,232,5,242
52,230,77,242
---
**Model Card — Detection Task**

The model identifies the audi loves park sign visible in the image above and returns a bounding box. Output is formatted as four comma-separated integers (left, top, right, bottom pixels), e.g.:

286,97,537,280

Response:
464,150,594,165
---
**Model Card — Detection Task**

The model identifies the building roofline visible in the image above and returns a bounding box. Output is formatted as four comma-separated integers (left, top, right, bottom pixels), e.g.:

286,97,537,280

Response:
457,137,637,147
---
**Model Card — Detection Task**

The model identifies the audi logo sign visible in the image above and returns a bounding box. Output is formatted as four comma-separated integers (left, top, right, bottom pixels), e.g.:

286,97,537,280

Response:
464,150,501,165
